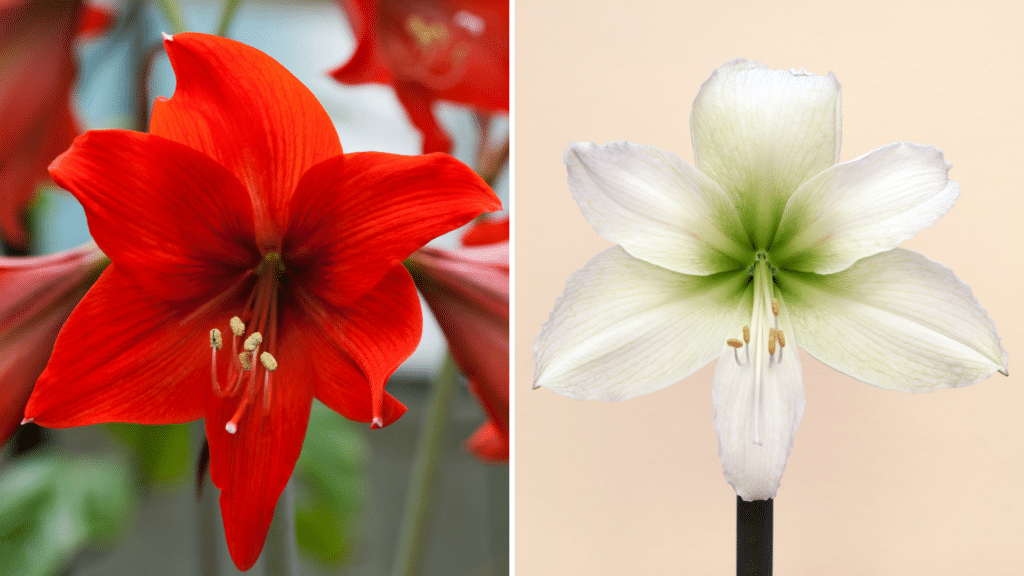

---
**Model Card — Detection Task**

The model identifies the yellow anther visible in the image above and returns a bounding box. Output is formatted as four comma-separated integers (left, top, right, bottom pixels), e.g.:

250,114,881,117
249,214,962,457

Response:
230,316,245,337
771,298,779,317
727,338,744,348
209,329,223,350
260,351,278,371
742,325,750,344
776,329,786,348
239,352,253,371
243,332,263,352
768,328,777,355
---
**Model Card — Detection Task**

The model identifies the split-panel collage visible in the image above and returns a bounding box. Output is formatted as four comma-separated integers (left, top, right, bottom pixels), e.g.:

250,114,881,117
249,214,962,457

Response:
0,0,1020,574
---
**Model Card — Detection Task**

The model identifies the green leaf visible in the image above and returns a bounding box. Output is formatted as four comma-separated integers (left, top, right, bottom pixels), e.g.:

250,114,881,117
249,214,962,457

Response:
0,452,136,576
106,422,191,485
294,400,369,566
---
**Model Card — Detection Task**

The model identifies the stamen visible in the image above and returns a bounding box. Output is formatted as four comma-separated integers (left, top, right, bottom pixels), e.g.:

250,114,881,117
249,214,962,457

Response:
767,328,777,355
230,316,245,337
260,352,277,415
259,351,278,371
771,298,779,316
726,338,743,348
742,325,750,344
243,332,262,352
210,329,224,396
239,352,253,371
776,330,786,348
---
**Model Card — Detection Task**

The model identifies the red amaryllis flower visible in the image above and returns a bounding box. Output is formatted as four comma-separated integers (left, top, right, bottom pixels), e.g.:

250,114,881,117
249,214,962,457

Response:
24,32,500,570
407,216,508,461
332,0,509,154
0,0,112,250
0,242,105,445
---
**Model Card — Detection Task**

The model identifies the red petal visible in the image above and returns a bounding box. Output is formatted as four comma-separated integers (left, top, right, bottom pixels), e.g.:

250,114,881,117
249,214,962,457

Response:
0,0,81,248
0,245,103,442
0,315,58,444
48,129,257,302
150,33,342,244
300,266,419,428
394,81,452,153
25,265,233,427
330,0,393,85
461,215,509,246
464,420,508,462
205,302,315,569
77,3,116,37
0,243,105,441
409,247,509,430
285,151,500,309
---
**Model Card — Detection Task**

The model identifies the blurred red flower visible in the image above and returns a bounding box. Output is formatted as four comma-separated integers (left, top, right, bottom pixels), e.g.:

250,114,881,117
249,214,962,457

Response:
0,242,105,445
332,0,509,154
407,216,508,461
24,33,500,570
0,0,113,250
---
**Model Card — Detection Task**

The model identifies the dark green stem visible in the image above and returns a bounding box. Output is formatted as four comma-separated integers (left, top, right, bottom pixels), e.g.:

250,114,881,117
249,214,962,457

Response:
737,497,772,576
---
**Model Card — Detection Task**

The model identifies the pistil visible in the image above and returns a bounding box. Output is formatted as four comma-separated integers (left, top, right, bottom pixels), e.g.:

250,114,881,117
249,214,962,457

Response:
206,253,284,434
749,255,780,445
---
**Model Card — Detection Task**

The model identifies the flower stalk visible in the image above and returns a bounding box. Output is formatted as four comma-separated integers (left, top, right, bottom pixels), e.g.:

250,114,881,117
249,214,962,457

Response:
736,497,772,576
391,355,458,576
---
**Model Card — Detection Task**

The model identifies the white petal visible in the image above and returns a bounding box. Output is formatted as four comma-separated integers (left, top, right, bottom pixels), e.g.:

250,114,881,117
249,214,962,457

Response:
691,59,841,249
782,248,1008,391
771,142,959,274
534,246,748,400
712,297,805,501
565,141,751,276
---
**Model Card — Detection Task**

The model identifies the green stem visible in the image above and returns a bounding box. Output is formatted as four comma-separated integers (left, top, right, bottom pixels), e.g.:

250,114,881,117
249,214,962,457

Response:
390,355,458,576
264,479,298,576
155,0,186,34
215,0,244,37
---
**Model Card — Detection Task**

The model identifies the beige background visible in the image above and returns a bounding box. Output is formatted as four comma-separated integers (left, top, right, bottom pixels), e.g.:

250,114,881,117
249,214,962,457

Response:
514,0,1024,574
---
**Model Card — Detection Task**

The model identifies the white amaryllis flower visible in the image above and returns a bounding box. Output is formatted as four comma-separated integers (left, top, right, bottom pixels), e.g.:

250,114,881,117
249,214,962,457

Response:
533,59,1008,501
